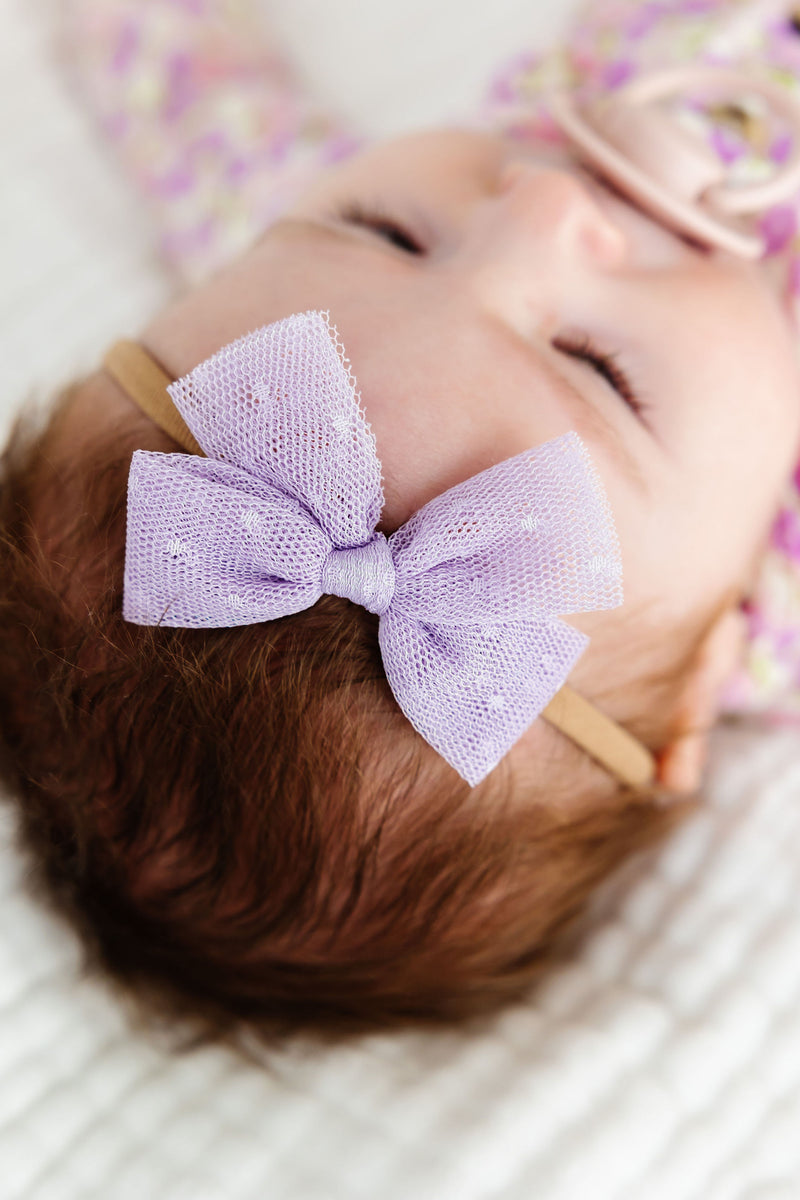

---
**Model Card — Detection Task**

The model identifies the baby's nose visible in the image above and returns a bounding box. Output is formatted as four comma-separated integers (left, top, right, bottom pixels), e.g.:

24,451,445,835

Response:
490,159,629,268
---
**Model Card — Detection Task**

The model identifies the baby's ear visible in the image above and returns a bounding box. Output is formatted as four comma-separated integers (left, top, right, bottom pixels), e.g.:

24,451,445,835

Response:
655,607,748,795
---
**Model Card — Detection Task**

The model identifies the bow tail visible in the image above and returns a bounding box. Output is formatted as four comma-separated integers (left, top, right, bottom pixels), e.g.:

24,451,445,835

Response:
378,611,590,787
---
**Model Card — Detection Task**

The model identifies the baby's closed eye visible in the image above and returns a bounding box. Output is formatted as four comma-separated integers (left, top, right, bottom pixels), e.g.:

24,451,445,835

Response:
552,331,645,419
335,200,426,255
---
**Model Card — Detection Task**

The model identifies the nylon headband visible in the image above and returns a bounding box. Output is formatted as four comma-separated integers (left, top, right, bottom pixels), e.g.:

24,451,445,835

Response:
103,337,658,790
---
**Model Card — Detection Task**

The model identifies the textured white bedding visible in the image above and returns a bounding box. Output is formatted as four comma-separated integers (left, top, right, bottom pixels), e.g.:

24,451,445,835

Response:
2,2,800,1197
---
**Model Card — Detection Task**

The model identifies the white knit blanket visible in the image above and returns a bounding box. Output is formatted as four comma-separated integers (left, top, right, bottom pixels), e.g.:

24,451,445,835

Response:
1,2,799,1197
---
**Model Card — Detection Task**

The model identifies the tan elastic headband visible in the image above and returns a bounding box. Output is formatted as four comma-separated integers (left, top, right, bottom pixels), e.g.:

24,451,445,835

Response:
104,338,658,791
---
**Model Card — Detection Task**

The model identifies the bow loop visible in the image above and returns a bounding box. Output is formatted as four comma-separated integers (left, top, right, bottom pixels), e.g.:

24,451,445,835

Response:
379,610,590,786
388,431,622,625
166,310,384,550
123,450,332,626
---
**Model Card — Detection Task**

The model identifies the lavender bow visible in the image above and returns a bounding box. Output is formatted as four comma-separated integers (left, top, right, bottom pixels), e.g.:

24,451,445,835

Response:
124,310,623,785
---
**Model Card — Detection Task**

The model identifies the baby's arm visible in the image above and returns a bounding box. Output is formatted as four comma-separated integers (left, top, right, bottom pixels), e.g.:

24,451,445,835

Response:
59,0,362,287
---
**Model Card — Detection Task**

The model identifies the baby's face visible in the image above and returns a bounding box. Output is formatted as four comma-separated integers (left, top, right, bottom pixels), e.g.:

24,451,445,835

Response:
143,128,800,655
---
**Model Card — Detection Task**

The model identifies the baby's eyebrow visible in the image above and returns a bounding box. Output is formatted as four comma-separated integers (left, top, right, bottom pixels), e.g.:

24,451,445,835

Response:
265,217,648,497
260,215,351,249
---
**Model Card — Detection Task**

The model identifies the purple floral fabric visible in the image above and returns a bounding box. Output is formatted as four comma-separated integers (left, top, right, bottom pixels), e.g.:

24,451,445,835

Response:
60,0,362,286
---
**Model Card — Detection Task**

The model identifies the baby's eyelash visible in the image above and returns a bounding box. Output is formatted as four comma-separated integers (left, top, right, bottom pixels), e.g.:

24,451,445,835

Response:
335,201,425,255
552,332,646,418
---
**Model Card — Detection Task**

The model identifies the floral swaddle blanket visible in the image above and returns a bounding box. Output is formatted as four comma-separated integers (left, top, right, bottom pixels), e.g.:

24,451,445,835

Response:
62,0,800,726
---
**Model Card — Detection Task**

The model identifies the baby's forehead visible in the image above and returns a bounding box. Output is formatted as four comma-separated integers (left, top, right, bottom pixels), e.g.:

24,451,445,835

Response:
48,369,174,473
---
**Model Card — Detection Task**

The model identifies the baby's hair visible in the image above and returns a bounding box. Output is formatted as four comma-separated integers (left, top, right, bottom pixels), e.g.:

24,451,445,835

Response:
0,377,718,1052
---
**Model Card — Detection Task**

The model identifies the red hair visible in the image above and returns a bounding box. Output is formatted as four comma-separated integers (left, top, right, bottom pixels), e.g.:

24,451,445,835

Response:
0,380,708,1052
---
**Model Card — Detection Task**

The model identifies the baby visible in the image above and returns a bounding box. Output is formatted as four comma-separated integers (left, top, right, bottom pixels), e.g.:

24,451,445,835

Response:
1,0,800,1046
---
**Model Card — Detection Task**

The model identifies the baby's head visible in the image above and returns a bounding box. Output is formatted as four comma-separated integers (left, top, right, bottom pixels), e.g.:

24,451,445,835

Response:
2,127,799,1047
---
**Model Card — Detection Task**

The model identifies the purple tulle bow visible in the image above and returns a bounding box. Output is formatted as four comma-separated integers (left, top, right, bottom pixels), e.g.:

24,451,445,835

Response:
124,310,623,785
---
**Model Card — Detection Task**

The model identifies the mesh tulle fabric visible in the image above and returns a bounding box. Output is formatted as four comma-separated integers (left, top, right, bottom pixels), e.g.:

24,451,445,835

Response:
167,310,384,549
124,310,624,785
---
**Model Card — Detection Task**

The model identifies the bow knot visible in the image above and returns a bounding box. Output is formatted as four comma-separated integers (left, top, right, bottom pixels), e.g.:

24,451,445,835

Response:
321,533,395,615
